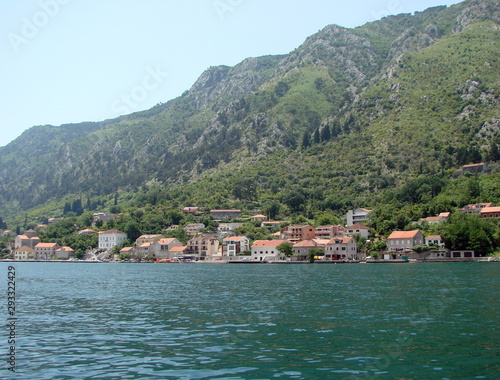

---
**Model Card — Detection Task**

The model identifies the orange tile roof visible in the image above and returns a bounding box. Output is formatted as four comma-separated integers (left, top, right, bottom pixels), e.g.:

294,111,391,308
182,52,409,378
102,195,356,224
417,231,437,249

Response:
481,207,500,213
252,240,288,248
388,230,421,239
293,240,317,248
35,243,59,248
170,246,187,252
327,237,354,244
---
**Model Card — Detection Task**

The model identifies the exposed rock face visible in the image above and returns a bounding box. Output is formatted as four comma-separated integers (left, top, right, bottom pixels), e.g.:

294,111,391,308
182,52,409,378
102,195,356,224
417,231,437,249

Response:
453,0,500,33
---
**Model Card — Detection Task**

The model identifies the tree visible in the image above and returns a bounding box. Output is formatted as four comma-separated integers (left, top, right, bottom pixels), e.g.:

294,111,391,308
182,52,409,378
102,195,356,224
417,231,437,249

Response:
308,247,324,263
276,242,294,258
439,213,496,256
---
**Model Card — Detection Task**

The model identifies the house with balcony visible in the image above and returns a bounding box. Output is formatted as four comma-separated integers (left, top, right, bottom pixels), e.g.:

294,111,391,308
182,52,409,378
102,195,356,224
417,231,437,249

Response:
315,225,345,239
280,225,316,243
185,237,220,260
222,236,250,256
346,208,372,226
324,237,358,260
459,203,493,214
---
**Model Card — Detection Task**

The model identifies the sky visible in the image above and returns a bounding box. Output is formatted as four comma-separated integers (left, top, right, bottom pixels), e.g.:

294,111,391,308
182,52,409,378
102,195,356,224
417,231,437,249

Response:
0,0,463,147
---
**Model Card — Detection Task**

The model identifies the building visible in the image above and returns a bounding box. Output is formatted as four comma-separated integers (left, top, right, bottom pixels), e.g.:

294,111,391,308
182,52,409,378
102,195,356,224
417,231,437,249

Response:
420,212,450,224
346,208,372,226
14,246,35,261
152,238,183,259
387,230,424,251
251,214,267,222
14,234,41,249
261,221,282,228
324,237,358,260
98,230,127,250
280,225,316,243
345,224,371,240
55,247,75,260
136,234,162,245
454,163,488,176
425,235,444,247
78,229,98,236
222,236,250,256
315,225,345,239
35,242,61,260
184,223,205,235
210,209,242,221
181,207,201,215
459,203,493,214
251,240,290,262
480,207,500,219
93,212,116,224
217,223,244,235
291,239,327,261
135,242,154,258
185,237,220,260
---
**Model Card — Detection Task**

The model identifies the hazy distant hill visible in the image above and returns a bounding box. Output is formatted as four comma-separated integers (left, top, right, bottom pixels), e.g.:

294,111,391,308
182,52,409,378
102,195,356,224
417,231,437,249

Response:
0,0,498,220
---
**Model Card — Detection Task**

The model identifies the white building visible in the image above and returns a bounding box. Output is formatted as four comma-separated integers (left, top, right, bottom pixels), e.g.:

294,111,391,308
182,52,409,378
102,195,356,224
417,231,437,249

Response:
251,240,289,262
346,208,372,226
98,229,128,250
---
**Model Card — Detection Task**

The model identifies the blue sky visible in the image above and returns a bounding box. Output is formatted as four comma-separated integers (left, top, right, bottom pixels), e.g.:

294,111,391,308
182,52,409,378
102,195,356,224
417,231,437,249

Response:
1,0,462,147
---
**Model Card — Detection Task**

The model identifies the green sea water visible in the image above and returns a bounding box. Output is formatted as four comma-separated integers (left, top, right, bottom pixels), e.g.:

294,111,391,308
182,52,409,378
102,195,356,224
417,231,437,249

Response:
1,262,499,379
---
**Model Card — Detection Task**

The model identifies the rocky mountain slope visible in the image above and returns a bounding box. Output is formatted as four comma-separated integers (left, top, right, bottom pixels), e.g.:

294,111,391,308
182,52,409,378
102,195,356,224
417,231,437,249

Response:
0,0,498,219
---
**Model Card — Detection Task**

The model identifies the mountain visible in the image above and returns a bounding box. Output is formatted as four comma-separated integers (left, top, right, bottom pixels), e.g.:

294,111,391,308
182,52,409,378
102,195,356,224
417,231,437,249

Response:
0,0,499,224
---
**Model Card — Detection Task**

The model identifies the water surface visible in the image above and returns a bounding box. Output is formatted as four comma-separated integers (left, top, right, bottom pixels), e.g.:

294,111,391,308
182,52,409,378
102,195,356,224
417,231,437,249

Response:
1,262,498,379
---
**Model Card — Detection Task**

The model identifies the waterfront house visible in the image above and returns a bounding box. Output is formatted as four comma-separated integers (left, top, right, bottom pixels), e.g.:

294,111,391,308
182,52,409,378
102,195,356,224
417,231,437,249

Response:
185,237,220,260
135,242,154,258
480,207,500,219
291,239,328,261
387,230,424,252
315,225,345,239
35,242,61,260
210,209,242,221
98,229,127,250
152,238,183,259
425,235,444,247
55,246,75,260
324,237,358,260
251,240,290,262
169,245,187,259
120,247,135,257
346,208,372,226
14,246,35,261
222,236,250,256
345,224,371,240
280,225,316,243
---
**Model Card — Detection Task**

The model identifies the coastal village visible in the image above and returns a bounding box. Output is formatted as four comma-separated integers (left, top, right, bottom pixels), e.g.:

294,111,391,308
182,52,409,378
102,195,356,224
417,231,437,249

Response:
3,199,499,264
